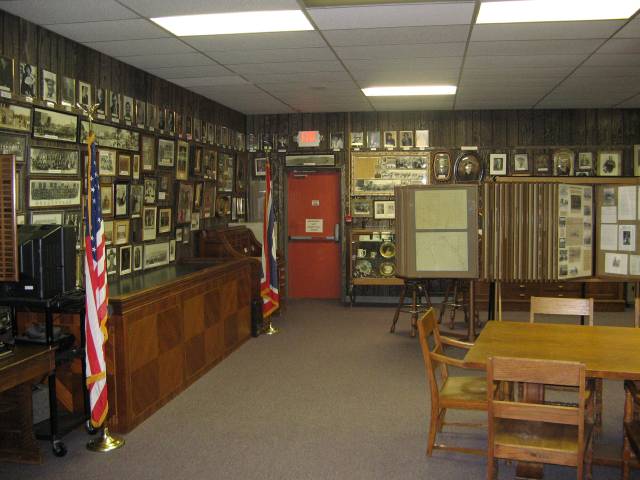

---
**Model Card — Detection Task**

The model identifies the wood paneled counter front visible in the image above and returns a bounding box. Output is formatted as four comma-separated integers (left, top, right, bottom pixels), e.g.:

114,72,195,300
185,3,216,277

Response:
105,259,253,433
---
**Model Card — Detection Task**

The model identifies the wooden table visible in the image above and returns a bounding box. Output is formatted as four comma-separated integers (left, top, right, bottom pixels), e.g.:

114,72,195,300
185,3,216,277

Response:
464,321,640,478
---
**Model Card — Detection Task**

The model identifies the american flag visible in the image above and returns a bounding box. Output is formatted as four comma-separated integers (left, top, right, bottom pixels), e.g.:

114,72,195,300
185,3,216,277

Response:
260,158,279,317
84,133,109,427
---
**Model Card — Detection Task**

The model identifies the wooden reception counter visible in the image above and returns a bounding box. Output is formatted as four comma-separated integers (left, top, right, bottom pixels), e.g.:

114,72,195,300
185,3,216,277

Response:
105,259,252,433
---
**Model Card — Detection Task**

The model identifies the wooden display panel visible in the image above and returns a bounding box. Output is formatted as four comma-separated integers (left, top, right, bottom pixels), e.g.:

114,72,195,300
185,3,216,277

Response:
0,155,17,282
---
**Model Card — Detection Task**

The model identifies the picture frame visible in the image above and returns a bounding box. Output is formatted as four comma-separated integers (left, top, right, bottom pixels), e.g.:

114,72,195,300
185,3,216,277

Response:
454,152,483,183
373,200,395,219
133,245,143,271
135,99,145,127
190,211,200,230
19,62,37,98
78,81,91,110
0,55,14,92
177,183,194,224
146,103,157,130
119,245,132,275
578,152,594,174
114,182,129,217
193,146,202,176
415,130,429,149
63,209,82,248
118,153,131,177
132,154,140,180
0,103,31,132
432,151,452,182
60,76,75,106
255,157,267,176
367,131,380,149
350,131,364,148
15,164,25,213
113,219,129,245
634,146,640,177
157,138,175,167
143,177,157,204
29,146,79,175
158,208,172,234
202,183,215,218
169,239,176,262
552,149,574,176
175,228,183,242
216,194,231,217
106,247,117,275
511,153,530,175
399,131,414,149
103,220,113,245
597,150,622,176
217,153,234,191
142,205,157,241
193,182,203,210
182,226,191,244
176,140,189,180
489,153,507,176
0,133,26,162
141,135,155,171
96,88,107,116
110,91,121,121
143,242,170,270
384,131,397,149
98,149,117,176
351,198,372,218
41,69,57,104
32,108,78,143
30,210,63,225
130,184,143,218
193,118,201,141
157,173,172,202
28,179,81,208
100,183,113,216
277,134,288,151
534,152,551,176
123,96,133,124
167,110,175,134
330,132,344,151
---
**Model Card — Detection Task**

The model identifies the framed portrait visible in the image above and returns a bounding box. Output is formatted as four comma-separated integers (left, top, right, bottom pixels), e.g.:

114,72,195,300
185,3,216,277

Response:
110,91,121,121
534,152,551,176
30,146,79,175
146,103,157,130
143,242,169,270
119,245,132,275
217,153,234,191
489,153,507,176
106,247,117,275
135,99,145,127
19,62,37,98
176,140,189,180
415,130,429,149
166,110,175,134
330,132,344,151
63,209,82,243
203,183,215,218
193,182,203,210
255,157,267,176
183,226,190,244
367,131,380,149
114,183,129,217
432,151,452,182
32,108,78,143
0,133,27,163
158,108,166,132
235,156,246,192
597,150,622,176
193,118,201,141
454,153,483,183
221,126,228,146
98,149,117,176
277,134,288,151
578,152,594,174
175,228,183,242
78,81,91,110
144,177,157,204
158,207,172,234
132,154,140,180
141,135,155,171
0,55,14,92
30,210,63,225
157,138,175,167
383,131,397,149
635,146,640,177
157,173,172,202
190,211,200,230
351,198,372,218
96,88,107,116
169,239,176,262
113,219,129,245
193,146,203,176
123,96,133,124
133,245,143,271
103,220,113,245
177,183,194,224
511,153,530,175
118,153,131,177
399,131,414,148
130,184,143,218
60,76,75,106
373,200,395,219
29,179,81,208
41,69,57,103
350,131,364,148
0,103,31,132
184,115,192,138
100,183,113,216
552,149,574,176
142,205,157,241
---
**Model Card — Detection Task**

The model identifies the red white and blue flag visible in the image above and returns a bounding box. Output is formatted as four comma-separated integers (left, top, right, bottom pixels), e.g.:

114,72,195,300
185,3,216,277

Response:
260,158,279,318
84,133,109,428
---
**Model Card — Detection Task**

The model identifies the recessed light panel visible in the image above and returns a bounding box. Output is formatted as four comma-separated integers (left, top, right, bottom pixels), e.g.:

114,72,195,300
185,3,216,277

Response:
362,85,457,96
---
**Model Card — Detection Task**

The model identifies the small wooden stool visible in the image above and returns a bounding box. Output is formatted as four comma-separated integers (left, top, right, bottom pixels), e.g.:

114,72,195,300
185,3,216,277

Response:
390,279,432,337
439,280,479,330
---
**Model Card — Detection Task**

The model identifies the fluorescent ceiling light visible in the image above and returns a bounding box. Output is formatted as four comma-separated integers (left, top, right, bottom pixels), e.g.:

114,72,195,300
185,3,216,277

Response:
362,85,457,96
477,0,640,24
151,10,313,36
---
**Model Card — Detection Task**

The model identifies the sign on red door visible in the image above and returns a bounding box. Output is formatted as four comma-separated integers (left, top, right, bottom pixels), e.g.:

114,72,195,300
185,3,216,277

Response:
287,170,341,299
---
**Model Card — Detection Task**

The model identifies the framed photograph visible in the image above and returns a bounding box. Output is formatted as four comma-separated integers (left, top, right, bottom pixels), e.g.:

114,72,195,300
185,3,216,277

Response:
141,135,155,171
277,134,288,151
350,131,364,148
384,131,397,149
29,179,81,208
183,226,190,244
534,152,551,175
135,99,145,127
176,140,189,180
96,88,107,116
351,198,372,218
110,91,121,121
373,200,395,219
133,245,143,271
193,182,203,210
78,81,91,110
123,96,133,123
106,247,117,275
132,154,140,180
0,103,31,132
597,150,622,176
158,207,172,234
236,157,247,192
169,239,176,262
32,108,78,142
157,173,172,202
184,115,192,138
118,153,131,177
190,211,200,230
30,210,63,225
118,128,139,152
19,62,37,98
63,209,82,246
209,123,216,144
511,153,530,175
113,219,129,245
489,153,507,176
144,177,156,204
142,205,157,241
100,183,113,216
415,130,430,148
30,146,79,175
146,103,157,130
157,138,175,167
217,153,234,191
0,133,26,162
553,149,574,176
177,183,194,224
578,152,594,174
103,220,113,245
41,69,57,103
167,110,175,134
193,146,203,176
262,132,273,151
432,151,452,182
130,184,143,218
255,157,267,176
400,131,414,148
119,245,132,275
203,183,215,218
330,132,344,151
367,131,380,149
454,153,483,183
60,76,75,106
193,118,201,141
143,242,170,270
0,55,14,92
175,228,183,242
98,149,117,176
158,108,166,132
114,183,129,217
15,164,25,213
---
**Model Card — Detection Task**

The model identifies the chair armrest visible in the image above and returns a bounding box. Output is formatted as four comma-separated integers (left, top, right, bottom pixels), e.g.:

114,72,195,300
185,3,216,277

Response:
440,336,474,350
626,380,640,398
430,351,469,369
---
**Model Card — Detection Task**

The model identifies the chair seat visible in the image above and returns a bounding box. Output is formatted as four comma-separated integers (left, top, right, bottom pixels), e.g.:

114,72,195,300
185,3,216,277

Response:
440,376,487,407
495,418,586,454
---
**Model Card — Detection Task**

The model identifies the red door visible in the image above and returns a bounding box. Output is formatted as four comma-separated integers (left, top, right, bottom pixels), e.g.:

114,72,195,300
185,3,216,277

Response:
287,170,341,299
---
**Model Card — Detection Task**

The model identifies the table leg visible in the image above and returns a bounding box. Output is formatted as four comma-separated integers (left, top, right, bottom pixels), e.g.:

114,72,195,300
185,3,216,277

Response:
515,383,545,479
468,280,476,341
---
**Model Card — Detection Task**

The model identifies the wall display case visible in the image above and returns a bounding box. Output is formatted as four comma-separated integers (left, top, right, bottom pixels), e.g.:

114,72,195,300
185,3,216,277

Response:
350,229,402,287
350,151,430,196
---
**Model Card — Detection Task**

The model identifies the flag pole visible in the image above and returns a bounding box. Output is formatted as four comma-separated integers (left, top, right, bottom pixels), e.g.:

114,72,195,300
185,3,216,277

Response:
261,149,280,335
79,102,125,453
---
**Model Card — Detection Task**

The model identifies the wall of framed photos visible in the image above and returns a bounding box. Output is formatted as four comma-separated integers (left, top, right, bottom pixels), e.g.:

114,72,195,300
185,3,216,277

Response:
0,10,250,282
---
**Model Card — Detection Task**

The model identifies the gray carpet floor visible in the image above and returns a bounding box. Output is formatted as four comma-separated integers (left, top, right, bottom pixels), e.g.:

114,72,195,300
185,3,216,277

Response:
0,300,638,479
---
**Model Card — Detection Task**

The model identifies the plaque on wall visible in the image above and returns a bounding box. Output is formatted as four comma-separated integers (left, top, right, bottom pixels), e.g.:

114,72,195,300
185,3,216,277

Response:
285,154,335,167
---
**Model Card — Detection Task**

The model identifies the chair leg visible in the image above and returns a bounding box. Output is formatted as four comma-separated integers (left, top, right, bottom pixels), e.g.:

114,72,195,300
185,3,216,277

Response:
594,379,603,436
427,406,439,456
436,408,447,433
410,285,418,338
623,433,631,480
449,282,459,329
487,458,497,480
390,285,406,333
439,281,452,324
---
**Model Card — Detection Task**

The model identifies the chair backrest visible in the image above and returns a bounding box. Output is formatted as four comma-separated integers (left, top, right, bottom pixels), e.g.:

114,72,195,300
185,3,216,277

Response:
417,309,448,401
529,296,594,326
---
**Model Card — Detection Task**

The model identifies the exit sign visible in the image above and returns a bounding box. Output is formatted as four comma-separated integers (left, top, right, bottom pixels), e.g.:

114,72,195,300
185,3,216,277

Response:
295,131,321,147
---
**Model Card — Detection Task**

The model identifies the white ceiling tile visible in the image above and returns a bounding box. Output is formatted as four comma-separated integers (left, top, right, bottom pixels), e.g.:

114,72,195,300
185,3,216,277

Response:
211,48,336,65
464,54,588,69
189,84,266,96
598,38,640,55
471,20,624,42
615,18,640,38
335,42,465,60
353,70,460,85
234,61,345,77
259,81,360,94
536,97,619,108
169,76,249,87
455,99,536,109
461,66,572,78
583,53,640,66
117,0,299,17
344,57,464,71
118,52,215,69
147,64,233,78
617,94,640,107
322,25,470,47
307,3,474,30
86,38,194,57
0,0,138,25
369,96,455,111
245,71,353,84
571,65,640,77
183,31,325,52
467,39,602,57
46,19,169,43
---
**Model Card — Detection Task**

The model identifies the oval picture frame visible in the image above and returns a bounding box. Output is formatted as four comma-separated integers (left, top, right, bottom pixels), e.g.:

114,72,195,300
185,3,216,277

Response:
432,151,452,182
454,152,483,183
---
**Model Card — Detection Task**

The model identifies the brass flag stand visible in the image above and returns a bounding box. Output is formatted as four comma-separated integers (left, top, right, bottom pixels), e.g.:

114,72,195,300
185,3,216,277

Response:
81,102,125,453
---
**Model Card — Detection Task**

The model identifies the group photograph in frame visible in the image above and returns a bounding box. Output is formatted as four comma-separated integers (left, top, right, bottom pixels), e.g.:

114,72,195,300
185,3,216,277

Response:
351,198,372,218
143,242,170,270
157,138,175,167
0,103,31,132
98,149,117,176
29,146,79,175
0,133,26,162
32,108,78,142
373,200,395,219
29,179,81,208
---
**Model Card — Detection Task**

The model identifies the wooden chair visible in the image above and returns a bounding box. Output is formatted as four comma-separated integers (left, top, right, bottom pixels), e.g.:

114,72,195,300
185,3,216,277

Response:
417,308,486,457
487,356,594,480
635,297,640,328
623,380,640,479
